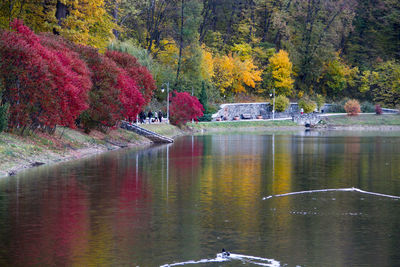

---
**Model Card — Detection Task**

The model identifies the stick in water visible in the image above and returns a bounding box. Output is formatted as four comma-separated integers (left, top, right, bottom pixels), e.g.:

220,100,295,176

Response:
262,187,400,200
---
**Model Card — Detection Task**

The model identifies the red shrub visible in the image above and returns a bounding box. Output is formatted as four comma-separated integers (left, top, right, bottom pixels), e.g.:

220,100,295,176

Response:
0,20,90,131
70,45,144,130
105,50,156,105
169,91,204,126
344,99,361,116
375,104,382,115
70,44,123,129
117,71,145,120
39,34,91,127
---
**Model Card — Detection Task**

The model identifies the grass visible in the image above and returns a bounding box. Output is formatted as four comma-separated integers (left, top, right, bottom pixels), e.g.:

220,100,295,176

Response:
0,126,148,176
322,114,400,126
189,119,298,130
140,123,185,138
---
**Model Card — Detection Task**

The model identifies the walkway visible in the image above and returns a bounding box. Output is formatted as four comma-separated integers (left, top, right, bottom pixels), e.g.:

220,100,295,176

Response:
120,121,174,144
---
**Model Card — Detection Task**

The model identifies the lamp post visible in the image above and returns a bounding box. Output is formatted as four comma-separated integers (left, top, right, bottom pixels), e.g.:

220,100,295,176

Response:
161,82,170,123
270,88,275,120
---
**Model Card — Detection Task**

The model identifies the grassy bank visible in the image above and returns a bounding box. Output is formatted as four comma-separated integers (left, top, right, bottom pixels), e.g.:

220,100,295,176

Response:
140,123,186,138
188,119,300,132
0,127,150,177
321,114,400,126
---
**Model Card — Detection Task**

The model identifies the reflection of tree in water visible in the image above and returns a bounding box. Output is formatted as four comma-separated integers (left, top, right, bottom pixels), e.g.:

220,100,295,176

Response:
114,167,152,263
170,139,203,171
10,174,90,266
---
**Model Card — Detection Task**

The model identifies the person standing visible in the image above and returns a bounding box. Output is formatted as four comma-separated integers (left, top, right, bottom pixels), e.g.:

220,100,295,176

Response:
147,110,153,123
158,110,163,123
154,111,158,123
139,111,145,124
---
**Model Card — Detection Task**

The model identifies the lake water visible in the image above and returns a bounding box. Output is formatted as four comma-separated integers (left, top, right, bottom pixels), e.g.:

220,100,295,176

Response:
0,131,400,266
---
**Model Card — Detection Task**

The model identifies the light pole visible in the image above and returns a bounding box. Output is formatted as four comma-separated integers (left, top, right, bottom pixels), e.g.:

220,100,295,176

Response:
161,82,170,123
270,88,275,120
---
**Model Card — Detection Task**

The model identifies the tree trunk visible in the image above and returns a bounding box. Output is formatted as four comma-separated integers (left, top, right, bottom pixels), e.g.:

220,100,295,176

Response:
55,0,68,26
112,0,119,39
175,0,184,87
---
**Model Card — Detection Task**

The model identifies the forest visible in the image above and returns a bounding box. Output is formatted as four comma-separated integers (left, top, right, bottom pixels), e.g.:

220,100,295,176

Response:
0,0,400,128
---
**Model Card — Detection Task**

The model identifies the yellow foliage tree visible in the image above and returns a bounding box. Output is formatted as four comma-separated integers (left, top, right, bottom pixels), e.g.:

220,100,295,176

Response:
213,53,262,94
200,45,214,82
0,0,116,51
0,0,55,32
268,50,294,96
56,0,116,51
154,39,179,67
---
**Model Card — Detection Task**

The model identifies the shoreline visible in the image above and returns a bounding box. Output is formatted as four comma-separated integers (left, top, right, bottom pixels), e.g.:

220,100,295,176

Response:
0,133,153,178
0,123,187,178
2,116,400,178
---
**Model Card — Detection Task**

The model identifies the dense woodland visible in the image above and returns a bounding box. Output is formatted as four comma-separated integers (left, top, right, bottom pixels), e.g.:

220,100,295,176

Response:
0,0,400,131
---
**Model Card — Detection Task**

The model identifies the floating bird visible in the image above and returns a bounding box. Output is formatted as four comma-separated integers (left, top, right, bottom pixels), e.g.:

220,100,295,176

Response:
221,248,230,257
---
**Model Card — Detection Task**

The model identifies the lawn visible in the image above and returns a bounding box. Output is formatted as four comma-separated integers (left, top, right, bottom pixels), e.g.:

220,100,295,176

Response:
322,114,400,125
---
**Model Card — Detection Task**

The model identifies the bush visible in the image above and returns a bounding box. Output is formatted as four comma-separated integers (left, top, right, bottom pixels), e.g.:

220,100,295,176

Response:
315,94,325,111
344,99,361,116
274,95,290,112
169,91,204,126
198,114,213,121
375,104,382,115
0,20,91,132
329,100,347,113
298,98,317,113
361,101,375,113
0,103,9,133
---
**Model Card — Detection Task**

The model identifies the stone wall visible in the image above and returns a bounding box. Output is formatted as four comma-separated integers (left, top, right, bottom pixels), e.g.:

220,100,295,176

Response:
292,114,322,126
212,102,300,121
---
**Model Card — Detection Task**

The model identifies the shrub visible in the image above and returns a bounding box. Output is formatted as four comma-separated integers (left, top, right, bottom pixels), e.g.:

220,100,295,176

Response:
198,114,213,122
329,102,346,113
344,99,361,116
298,98,317,113
105,50,156,105
71,45,145,131
169,91,204,126
375,104,382,115
315,94,325,112
274,95,290,112
0,20,91,133
361,101,375,113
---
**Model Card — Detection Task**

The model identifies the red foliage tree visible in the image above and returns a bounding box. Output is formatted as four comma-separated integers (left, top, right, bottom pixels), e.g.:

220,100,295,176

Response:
169,91,204,126
39,34,91,127
105,50,156,105
0,20,90,132
70,44,144,131
117,70,145,120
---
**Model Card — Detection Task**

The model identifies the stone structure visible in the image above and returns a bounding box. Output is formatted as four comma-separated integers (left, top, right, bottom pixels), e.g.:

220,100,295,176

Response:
212,102,300,121
292,113,322,126
120,121,173,143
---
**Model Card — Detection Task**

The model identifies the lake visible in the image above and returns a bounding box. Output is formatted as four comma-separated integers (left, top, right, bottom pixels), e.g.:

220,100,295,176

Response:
0,131,400,266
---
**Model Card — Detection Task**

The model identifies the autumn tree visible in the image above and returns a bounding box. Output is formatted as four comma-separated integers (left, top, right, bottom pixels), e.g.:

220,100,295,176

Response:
105,50,156,105
0,0,116,51
317,54,359,99
359,61,400,108
71,44,144,131
169,91,204,126
0,20,90,133
264,50,294,96
213,53,262,95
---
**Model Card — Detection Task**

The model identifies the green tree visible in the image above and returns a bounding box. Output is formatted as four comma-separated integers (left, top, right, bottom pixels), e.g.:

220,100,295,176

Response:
274,95,289,112
317,55,359,99
361,61,400,107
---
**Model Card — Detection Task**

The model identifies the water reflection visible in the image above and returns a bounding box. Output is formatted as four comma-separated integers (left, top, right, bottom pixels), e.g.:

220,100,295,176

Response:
0,132,399,266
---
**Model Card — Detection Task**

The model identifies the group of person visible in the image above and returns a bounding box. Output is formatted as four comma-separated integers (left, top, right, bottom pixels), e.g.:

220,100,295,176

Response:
138,110,163,124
